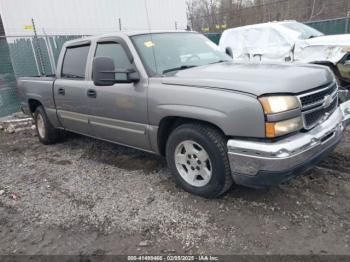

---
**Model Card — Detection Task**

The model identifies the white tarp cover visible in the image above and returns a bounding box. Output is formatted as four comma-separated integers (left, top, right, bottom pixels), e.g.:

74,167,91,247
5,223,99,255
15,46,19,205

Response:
219,23,296,63
219,21,350,65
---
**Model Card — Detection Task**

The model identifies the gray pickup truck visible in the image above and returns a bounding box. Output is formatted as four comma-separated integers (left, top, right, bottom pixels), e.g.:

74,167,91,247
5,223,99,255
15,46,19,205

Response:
17,31,350,198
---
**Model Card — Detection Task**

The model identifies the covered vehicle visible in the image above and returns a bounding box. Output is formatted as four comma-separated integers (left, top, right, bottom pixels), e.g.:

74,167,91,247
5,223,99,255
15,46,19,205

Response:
219,21,350,86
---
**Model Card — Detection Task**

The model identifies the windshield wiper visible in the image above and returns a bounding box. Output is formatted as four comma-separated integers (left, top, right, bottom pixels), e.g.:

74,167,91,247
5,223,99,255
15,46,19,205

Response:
307,35,321,39
162,65,197,75
210,60,229,65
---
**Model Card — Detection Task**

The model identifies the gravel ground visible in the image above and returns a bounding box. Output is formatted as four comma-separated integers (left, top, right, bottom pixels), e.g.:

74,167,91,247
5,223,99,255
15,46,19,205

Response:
1,121,350,255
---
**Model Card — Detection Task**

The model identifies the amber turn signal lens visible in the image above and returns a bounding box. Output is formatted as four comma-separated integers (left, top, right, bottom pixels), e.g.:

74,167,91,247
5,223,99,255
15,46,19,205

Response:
265,123,276,138
265,117,303,138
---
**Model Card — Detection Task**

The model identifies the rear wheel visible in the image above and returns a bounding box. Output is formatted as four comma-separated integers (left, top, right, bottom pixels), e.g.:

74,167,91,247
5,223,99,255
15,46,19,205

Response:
166,123,233,198
34,106,61,145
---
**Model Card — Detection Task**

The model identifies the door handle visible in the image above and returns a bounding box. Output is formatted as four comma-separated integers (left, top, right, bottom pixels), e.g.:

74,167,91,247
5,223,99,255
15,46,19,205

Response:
87,89,97,98
58,88,65,95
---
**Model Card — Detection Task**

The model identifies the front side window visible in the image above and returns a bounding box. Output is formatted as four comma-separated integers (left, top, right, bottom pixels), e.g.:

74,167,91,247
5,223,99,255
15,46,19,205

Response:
61,45,90,79
95,42,133,81
132,33,231,76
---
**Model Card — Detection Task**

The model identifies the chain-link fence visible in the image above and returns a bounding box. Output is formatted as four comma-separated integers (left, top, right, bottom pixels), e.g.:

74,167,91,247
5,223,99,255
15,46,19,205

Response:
0,34,85,117
7,35,85,77
204,16,350,45
305,16,350,35
189,0,349,33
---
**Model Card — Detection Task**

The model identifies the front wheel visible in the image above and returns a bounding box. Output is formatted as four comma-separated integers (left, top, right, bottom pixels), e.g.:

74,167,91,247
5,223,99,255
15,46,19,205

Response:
166,123,233,198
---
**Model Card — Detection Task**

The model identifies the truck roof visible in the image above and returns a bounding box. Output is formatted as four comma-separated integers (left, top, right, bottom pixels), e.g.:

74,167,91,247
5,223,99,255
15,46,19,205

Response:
64,30,194,46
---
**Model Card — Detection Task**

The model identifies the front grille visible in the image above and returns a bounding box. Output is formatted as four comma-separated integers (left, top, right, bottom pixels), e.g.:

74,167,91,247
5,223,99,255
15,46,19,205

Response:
298,82,338,130
304,99,337,128
299,83,337,108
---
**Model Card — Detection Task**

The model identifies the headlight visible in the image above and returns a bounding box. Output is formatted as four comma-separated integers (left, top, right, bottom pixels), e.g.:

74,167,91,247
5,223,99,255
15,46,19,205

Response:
259,96,299,114
259,95,302,138
265,117,303,138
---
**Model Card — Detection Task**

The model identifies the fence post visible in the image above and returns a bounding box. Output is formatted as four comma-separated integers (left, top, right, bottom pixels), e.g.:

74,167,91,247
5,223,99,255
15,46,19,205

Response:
43,28,56,74
31,18,45,76
29,38,41,76
346,12,350,34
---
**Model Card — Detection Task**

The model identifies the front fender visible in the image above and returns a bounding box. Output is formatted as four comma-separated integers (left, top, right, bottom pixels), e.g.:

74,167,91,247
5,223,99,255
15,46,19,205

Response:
148,81,266,138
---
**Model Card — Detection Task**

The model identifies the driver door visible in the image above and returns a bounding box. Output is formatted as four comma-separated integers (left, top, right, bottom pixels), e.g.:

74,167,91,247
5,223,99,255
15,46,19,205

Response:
87,40,150,150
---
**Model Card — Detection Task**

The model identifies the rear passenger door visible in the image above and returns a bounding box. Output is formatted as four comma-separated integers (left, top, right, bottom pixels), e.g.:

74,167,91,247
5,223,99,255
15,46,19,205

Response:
87,39,150,150
54,43,92,135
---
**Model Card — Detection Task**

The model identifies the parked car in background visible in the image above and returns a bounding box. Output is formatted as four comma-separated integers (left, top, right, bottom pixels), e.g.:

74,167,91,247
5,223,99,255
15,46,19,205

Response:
219,21,350,87
17,31,350,198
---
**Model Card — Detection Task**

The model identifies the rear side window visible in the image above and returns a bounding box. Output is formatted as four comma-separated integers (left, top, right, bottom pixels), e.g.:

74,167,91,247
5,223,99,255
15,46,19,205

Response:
61,45,90,79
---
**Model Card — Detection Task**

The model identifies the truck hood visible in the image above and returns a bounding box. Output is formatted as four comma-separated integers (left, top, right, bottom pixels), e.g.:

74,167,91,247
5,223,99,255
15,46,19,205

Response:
162,62,333,96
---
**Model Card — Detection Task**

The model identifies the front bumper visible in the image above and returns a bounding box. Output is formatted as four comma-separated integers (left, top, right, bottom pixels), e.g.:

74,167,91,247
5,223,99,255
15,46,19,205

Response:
227,99,350,188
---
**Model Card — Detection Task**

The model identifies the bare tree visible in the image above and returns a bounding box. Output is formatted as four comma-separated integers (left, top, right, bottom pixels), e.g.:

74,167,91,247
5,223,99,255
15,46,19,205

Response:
308,0,325,21
186,0,196,29
187,0,348,32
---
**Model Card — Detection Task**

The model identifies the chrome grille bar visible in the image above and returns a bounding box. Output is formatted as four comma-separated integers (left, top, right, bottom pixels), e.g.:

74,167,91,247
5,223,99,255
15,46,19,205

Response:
297,82,338,130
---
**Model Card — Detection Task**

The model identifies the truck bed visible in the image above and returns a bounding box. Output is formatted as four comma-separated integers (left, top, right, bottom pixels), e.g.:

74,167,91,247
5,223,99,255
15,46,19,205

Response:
17,76,56,115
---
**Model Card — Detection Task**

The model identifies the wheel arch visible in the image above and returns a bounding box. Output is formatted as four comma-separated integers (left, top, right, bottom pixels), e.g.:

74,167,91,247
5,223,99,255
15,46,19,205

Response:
28,99,43,114
157,116,226,157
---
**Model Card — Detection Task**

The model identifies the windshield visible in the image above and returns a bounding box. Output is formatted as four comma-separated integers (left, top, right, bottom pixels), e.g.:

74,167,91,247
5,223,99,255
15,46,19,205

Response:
281,22,324,39
131,33,231,76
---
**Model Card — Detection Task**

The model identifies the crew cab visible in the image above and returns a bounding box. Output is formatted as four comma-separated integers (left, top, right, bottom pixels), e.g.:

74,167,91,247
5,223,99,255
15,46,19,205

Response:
219,21,350,86
17,31,350,198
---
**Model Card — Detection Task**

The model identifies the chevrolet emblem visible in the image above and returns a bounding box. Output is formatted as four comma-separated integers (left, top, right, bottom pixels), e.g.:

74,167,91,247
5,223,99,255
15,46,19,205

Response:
322,95,332,109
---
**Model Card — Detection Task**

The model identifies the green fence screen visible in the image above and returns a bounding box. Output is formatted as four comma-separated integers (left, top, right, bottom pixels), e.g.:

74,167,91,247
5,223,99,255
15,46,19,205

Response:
205,33,222,45
205,17,350,45
9,35,83,77
0,35,83,117
305,17,350,35
0,38,19,117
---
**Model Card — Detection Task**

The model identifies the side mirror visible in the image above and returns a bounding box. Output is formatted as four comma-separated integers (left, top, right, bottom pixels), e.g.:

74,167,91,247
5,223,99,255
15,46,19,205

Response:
126,69,141,83
93,57,116,86
92,57,140,86
225,47,233,58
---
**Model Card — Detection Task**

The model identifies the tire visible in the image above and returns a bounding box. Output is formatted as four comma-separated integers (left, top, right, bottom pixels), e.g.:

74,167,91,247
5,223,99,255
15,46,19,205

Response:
166,123,233,198
34,106,60,145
